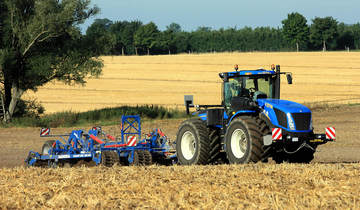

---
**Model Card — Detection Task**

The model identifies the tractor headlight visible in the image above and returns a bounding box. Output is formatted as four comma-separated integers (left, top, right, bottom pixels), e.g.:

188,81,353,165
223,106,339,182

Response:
287,113,295,130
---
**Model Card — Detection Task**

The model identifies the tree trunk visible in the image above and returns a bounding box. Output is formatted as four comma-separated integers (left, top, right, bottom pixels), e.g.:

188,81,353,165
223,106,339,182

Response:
147,48,150,55
5,83,24,121
168,49,171,55
122,47,125,56
323,40,326,52
135,47,138,55
296,42,299,52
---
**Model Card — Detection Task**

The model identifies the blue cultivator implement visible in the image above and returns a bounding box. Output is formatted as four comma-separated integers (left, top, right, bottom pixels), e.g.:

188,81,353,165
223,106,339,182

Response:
25,115,176,167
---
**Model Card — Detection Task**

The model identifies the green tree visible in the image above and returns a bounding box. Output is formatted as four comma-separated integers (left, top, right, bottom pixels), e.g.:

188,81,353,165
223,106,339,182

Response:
336,23,354,50
110,20,142,55
351,23,360,49
0,0,102,120
166,23,182,33
157,30,176,54
310,17,338,51
282,12,309,51
86,18,116,55
134,22,160,55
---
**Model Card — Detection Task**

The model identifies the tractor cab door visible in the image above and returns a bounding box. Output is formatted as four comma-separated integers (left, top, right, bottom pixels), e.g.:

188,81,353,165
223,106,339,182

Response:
223,77,249,114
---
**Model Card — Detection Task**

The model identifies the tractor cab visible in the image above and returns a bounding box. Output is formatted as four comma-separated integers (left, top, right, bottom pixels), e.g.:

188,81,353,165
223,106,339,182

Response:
221,70,277,114
219,65,292,116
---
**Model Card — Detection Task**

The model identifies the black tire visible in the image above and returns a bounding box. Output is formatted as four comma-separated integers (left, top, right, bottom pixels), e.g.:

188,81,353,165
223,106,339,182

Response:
42,140,56,155
138,150,153,165
208,128,227,164
142,150,153,165
224,116,264,164
176,118,211,165
101,151,120,167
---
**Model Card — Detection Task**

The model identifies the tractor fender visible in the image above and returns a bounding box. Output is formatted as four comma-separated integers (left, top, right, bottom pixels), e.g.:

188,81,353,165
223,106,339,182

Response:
259,112,275,129
227,110,256,126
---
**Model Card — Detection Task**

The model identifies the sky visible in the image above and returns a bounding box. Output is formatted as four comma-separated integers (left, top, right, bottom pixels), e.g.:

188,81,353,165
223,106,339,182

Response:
81,0,360,32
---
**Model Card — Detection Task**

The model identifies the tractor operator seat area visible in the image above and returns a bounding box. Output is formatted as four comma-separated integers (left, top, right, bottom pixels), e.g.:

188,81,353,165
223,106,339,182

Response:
223,75,275,108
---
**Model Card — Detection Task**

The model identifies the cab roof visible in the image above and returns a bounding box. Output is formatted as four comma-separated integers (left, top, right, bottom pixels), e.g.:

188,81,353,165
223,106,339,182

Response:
219,69,276,79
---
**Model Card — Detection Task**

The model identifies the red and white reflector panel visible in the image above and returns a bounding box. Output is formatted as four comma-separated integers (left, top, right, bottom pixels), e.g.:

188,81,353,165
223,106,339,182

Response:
325,127,336,140
272,128,282,140
40,128,50,136
127,136,137,147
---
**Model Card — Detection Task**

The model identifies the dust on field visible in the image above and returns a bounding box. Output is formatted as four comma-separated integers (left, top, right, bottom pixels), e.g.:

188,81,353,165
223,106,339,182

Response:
0,164,359,209
24,52,360,113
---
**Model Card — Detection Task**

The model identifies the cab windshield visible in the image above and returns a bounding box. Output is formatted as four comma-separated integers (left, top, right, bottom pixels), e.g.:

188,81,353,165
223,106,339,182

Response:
223,75,275,107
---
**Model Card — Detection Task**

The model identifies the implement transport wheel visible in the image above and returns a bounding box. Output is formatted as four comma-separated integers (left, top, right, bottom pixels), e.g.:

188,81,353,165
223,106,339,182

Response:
176,118,211,165
101,151,120,167
225,117,264,164
42,140,56,155
138,150,153,165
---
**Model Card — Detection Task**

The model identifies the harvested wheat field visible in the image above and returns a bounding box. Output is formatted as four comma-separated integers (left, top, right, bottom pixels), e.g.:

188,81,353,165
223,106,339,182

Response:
3,52,360,209
0,164,359,209
25,52,360,113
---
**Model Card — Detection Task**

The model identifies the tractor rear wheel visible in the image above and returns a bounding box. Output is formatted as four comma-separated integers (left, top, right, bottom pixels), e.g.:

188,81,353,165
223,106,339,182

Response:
42,140,56,155
176,119,211,165
225,117,264,164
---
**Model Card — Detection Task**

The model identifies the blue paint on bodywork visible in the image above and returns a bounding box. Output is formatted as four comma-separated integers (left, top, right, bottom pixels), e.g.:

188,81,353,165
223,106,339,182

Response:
193,99,312,133
198,113,207,121
227,110,256,126
257,99,312,132
226,70,276,77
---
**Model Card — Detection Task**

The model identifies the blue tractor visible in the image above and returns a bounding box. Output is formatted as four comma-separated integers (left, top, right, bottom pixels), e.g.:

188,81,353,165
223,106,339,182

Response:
176,65,335,164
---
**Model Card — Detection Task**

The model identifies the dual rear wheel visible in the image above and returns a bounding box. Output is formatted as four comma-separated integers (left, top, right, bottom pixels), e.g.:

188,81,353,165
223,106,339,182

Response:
176,117,264,165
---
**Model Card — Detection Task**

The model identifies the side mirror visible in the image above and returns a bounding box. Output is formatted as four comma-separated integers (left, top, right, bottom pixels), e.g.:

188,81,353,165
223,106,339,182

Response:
286,73,293,84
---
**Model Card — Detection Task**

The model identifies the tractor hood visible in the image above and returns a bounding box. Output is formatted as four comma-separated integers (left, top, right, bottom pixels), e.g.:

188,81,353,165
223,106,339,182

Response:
256,99,312,131
257,99,311,113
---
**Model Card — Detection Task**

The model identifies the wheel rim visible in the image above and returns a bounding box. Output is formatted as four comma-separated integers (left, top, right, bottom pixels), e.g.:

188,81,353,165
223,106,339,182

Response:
42,144,51,155
231,128,247,159
181,131,196,160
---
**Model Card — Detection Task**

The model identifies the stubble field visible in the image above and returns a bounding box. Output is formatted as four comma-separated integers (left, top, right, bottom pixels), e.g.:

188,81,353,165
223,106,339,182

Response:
1,52,360,209
0,164,359,209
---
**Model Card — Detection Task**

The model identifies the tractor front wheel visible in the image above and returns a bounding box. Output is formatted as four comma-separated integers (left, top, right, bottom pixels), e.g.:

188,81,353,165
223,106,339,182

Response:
225,117,263,164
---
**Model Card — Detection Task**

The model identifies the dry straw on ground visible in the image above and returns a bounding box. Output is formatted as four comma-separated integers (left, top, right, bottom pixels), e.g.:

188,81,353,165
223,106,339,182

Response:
25,52,360,113
0,164,359,209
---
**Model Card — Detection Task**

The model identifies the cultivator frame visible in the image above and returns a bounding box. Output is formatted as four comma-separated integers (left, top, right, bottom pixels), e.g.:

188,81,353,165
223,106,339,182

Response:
25,115,176,167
